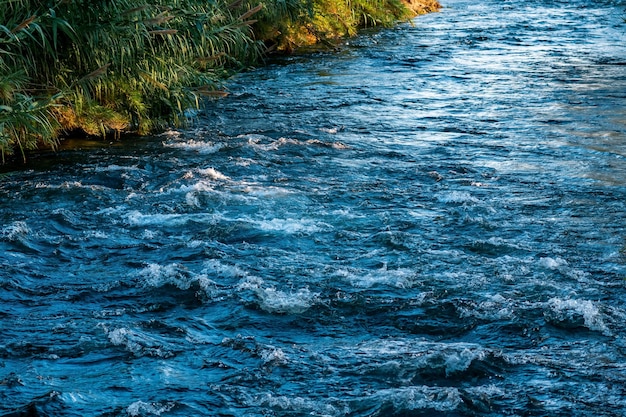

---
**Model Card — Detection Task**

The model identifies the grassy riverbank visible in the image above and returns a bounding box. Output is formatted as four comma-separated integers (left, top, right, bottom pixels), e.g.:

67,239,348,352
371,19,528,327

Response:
0,0,439,162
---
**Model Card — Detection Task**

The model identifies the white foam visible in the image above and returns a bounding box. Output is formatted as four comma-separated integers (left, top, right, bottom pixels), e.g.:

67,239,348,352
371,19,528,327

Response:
162,139,223,154
444,348,487,375
197,167,230,181
34,180,105,190
372,386,462,412
1,221,31,241
233,157,256,167
93,164,139,172
257,393,346,416
254,218,327,234
84,230,108,239
437,191,480,204
539,257,568,269
547,297,609,334
237,184,293,197
256,287,318,314
104,327,173,358
352,339,491,377
125,210,215,226
177,179,215,193
185,192,201,208
138,263,215,294
139,263,188,288
127,400,175,416
126,211,184,226
141,229,158,239
180,179,216,207
237,278,318,314
61,181,84,188
245,136,299,151
236,276,265,291
463,384,505,398
160,129,181,139
306,139,350,149
458,294,515,321
330,208,365,219
203,259,248,279
259,346,288,366
341,265,416,289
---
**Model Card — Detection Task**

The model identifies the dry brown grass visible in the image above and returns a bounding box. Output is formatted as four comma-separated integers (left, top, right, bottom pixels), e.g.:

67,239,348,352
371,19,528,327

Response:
403,0,441,15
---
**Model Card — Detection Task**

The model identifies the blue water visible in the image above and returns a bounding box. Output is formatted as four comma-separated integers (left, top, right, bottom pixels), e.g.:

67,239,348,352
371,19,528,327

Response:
2,0,626,415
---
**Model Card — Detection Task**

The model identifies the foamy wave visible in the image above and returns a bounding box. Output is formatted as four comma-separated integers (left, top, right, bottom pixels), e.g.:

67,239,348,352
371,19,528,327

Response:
126,211,186,226
1,221,31,241
93,164,139,173
197,167,230,181
104,327,175,358
538,257,568,270
236,275,265,291
257,287,318,314
242,132,349,152
305,139,349,149
139,263,190,289
457,294,515,321
259,346,289,366
203,259,248,279
353,340,491,376
244,135,299,151
33,181,107,191
127,400,176,416
237,277,318,314
536,256,590,283
138,263,216,298
256,393,347,416
338,265,416,289
182,179,216,193
254,218,328,234
179,179,217,207
545,297,609,334
233,157,256,167
60,181,84,188
370,386,462,412
159,128,181,139
162,139,223,154
437,191,480,204
125,210,216,226
185,191,201,208
443,348,488,375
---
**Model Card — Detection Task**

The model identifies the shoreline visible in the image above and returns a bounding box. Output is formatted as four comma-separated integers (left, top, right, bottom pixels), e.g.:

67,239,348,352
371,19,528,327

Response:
0,0,440,166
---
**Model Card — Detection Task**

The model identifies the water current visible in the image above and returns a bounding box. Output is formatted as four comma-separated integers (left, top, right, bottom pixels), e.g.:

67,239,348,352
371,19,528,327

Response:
2,0,626,415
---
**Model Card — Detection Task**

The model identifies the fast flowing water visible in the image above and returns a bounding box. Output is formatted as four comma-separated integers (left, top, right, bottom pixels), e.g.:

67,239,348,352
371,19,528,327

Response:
2,0,626,416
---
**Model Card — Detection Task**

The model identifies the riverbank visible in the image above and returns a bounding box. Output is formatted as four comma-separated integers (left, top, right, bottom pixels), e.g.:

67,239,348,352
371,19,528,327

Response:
0,0,439,163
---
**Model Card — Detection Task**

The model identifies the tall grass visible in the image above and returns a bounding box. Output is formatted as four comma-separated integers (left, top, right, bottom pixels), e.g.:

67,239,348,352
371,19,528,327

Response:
0,0,439,161
0,0,264,161
255,0,441,52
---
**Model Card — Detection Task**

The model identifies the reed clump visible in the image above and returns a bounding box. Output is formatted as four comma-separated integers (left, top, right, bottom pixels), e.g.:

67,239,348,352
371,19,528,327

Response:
0,0,439,161
252,0,440,52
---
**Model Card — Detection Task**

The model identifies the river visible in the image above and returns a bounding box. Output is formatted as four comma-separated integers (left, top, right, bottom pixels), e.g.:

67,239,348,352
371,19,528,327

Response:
1,0,626,416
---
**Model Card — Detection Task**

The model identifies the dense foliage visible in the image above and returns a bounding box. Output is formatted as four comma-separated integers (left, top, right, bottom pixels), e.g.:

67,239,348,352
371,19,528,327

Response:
0,0,438,161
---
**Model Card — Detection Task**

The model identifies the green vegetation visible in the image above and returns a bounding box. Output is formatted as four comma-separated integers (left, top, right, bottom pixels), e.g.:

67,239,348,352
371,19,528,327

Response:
253,0,440,52
0,0,439,162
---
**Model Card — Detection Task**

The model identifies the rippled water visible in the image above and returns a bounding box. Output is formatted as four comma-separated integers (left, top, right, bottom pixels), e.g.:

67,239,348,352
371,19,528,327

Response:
2,0,626,416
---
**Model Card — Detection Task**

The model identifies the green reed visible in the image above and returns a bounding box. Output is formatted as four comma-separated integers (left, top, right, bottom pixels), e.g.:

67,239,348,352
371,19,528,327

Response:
0,0,438,162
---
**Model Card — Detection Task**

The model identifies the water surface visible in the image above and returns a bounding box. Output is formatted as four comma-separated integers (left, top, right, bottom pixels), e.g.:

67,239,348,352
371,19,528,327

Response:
1,0,626,415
